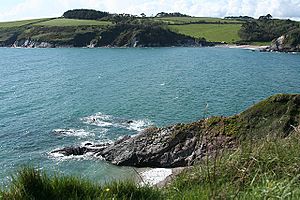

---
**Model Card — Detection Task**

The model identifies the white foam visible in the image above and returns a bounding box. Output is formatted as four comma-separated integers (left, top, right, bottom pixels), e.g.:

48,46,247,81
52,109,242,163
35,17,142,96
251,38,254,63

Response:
140,168,173,186
126,119,153,132
82,112,114,127
53,129,94,138
48,150,97,161
82,112,153,132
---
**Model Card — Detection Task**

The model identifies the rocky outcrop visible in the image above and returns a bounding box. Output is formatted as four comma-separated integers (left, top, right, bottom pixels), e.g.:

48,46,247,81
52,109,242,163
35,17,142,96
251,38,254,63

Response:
53,125,235,168
51,94,300,168
266,29,300,52
13,39,54,48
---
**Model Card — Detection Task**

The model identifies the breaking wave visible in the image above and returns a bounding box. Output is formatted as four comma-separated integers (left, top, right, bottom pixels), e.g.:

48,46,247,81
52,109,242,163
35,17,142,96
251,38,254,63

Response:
53,129,95,138
82,112,153,132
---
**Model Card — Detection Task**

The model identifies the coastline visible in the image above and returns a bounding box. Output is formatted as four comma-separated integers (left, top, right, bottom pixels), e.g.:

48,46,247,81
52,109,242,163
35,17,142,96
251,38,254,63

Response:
215,44,269,51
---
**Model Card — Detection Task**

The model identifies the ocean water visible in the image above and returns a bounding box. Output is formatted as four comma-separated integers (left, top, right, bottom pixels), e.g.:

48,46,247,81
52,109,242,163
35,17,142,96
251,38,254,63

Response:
1,47,300,185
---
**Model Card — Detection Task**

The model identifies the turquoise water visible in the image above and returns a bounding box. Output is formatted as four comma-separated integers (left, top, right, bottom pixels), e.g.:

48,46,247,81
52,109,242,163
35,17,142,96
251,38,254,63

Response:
1,47,300,185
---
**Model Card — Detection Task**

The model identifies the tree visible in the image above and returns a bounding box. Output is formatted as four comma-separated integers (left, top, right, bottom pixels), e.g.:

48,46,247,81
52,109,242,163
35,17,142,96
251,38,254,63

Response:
266,14,273,20
259,14,273,21
140,13,146,18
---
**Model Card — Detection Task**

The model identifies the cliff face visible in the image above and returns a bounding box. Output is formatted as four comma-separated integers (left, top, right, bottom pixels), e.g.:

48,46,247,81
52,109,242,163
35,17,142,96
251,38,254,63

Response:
268,29,300,52
52,94,300,168
0,24,208,48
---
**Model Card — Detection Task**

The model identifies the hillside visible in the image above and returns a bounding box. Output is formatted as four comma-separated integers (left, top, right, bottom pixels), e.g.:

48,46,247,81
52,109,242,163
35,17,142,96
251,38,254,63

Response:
2,94,300,199
0,17,209,48
0,10,250,47
0,10,299,48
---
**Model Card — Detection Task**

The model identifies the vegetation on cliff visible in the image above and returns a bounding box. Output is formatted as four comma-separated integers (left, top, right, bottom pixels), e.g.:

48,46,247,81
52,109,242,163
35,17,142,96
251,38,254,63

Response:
238,14,300,43
63,9,110,20
0,10,299,48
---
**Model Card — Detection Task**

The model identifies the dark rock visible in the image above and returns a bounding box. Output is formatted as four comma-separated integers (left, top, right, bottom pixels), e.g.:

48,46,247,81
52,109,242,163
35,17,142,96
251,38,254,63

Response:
52,146,88,156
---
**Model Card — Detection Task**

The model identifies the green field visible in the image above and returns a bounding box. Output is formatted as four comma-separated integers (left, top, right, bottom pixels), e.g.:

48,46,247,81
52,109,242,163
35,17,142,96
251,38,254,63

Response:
169,24,242,43
157,17,242,24
35,18,112,27
0,18,52,28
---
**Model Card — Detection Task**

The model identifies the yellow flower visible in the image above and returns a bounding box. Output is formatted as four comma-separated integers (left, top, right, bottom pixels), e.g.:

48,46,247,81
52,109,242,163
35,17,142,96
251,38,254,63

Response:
105,188,110,192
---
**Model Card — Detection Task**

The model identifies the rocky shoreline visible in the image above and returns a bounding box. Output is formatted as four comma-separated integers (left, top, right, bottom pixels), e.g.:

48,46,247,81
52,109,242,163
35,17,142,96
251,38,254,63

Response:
51,94,300,170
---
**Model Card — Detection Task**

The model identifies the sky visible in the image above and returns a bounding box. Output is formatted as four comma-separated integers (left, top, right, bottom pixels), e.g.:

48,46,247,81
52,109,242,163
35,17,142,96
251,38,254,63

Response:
0,0,300,22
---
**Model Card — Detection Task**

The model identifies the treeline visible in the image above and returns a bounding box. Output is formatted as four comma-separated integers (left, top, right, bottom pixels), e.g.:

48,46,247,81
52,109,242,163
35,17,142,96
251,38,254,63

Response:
155,12,190,18
224,16,254,21
63,9,110,20
238,14,300,42
62,9,192,21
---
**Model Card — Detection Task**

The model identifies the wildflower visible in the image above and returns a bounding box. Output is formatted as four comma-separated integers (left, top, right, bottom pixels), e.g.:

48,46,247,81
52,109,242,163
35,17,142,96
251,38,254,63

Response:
105,188,110,192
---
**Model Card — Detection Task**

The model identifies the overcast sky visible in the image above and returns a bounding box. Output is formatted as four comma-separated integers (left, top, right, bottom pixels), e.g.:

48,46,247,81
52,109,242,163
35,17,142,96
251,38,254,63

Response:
1,0,300,22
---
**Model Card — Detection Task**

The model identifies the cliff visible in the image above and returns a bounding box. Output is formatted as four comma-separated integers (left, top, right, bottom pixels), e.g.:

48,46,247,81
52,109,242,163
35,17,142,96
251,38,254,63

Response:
0,22,210,48
267,28,300,52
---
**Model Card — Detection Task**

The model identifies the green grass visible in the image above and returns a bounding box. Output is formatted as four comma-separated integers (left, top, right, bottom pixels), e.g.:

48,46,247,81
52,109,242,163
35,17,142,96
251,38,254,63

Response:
156,17,242,24
34,18,112,27
0,18,52,28
0,167,162,200
165,132,300,199
249,41,272,46
169,23,242,43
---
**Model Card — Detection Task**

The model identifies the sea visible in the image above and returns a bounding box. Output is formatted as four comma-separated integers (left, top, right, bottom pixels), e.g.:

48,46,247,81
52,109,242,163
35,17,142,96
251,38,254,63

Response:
1,47,300,186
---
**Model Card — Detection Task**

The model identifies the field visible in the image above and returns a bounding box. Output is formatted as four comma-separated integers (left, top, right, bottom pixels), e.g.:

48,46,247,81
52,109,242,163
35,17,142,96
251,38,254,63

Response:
156,17,242,24
169,23,242,43
0,18,111,28
0,18,52,28
35,18,112,27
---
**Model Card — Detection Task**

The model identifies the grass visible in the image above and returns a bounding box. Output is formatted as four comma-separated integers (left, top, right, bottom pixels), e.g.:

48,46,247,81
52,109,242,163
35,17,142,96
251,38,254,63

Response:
34,18,112,27
169,23,242,43
165,131,300,199
0,18,52,28
249,41,272,46
156,17,242,24
2,130,300,199
0,167,162,200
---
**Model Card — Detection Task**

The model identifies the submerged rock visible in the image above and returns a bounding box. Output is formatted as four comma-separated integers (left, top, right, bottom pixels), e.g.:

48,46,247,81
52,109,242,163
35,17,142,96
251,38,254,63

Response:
51,94,300,168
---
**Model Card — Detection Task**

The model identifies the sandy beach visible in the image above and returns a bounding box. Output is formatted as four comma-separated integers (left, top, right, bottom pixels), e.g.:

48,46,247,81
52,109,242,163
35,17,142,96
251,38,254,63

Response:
216,44,269,51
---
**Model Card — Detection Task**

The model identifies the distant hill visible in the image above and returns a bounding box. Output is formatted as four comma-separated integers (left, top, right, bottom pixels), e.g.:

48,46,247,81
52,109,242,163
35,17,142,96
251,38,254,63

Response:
0,10,299,48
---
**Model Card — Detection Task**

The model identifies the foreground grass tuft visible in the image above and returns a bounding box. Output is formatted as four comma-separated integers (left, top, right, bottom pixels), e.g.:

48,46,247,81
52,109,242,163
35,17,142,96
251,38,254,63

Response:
0,167,162,200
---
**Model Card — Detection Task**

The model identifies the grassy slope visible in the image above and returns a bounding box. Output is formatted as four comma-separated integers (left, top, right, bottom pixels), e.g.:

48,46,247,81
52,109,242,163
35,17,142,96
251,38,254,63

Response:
156,17,242,24
0,18,52,28
0,18,111,28
34,18,112,27
169,24,242,43
0,17,243,45
166,133,300,199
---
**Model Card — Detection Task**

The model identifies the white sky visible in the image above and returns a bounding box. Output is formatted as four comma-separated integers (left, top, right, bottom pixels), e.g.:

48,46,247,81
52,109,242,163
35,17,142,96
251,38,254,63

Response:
0,0,300,22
